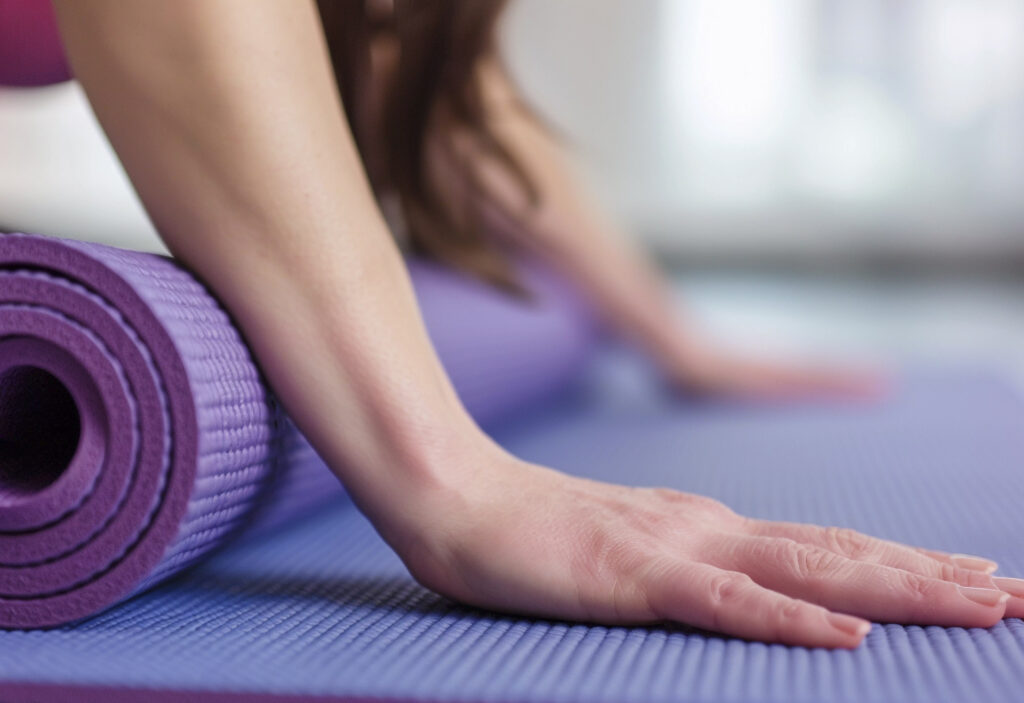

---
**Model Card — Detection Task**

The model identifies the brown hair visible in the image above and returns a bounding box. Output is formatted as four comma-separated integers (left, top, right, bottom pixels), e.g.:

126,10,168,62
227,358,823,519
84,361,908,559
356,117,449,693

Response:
316,0,539,292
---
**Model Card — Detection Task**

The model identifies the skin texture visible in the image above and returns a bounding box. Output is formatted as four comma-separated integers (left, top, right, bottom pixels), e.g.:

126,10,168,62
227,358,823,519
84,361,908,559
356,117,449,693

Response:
51,0,1021,649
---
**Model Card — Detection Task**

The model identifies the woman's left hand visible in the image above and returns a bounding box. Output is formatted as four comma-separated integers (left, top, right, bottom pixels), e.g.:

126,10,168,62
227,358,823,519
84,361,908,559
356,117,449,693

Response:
663,344,884,400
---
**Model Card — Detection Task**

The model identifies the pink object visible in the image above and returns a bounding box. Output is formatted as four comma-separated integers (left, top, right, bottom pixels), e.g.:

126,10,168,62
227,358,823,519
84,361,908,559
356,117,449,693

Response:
0,0,71,87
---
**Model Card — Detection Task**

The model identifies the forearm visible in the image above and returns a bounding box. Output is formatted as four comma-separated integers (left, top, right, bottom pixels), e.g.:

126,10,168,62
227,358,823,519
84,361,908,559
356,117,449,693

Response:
504,166,696,370
53,0,496,542
472,67,698,371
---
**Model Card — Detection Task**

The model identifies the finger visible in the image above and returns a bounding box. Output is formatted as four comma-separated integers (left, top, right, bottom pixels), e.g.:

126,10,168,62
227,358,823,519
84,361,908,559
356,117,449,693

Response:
748,364,885,399
911,547,998,574
993,577,1024,619
712,535,1008,628
699,359,884,400
646,561,870,649
746,521,998,589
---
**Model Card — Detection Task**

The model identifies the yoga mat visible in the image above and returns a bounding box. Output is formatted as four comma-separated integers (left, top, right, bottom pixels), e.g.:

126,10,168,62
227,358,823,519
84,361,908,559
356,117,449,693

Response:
1,364,1023,702
0,231,595,629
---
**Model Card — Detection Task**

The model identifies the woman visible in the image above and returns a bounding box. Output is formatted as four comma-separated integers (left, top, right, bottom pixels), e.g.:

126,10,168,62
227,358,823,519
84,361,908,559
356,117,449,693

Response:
4,0,1018,649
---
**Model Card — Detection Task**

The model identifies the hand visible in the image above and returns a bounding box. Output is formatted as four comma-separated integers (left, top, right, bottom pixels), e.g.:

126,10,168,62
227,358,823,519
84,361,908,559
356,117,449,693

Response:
663,343,884,400
400,457,1019,649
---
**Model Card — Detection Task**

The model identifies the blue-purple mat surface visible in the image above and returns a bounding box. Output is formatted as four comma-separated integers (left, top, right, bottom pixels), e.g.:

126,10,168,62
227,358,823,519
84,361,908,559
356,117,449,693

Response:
2,361,1024,702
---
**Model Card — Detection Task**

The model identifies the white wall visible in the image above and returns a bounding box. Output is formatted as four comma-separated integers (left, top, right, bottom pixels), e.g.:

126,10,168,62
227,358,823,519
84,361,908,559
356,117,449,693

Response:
503,0,1024,261
0,82,166,253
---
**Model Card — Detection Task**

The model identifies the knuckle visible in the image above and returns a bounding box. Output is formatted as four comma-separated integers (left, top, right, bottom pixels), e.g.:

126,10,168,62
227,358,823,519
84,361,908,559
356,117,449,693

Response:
707,572,753,609
631,558,679,621
693,494,730,514
776,598,806,622
649,487,684,503
788,542,845,580
569,526,644,597
934,562,985,588
609,572,648,621
769,598,809,641
937,561,960,583
825,526,875,560
646,489,739,528
895,571,935,602
573,534,659,621
667,490,732,515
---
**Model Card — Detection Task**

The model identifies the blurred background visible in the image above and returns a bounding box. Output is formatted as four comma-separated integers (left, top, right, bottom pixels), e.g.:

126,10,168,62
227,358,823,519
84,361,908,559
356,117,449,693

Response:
3,0,1024,375
507,0,1024,270
506,0,1024,376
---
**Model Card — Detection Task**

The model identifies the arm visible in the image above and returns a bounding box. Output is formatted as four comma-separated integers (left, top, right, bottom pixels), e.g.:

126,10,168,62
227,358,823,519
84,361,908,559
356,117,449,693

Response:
53,0,1013,648
466,63,876,398
51,0,488,548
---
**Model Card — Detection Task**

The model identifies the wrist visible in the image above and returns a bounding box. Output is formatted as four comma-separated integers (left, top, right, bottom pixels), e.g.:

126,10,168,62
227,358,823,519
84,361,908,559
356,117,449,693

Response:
348,413,510,557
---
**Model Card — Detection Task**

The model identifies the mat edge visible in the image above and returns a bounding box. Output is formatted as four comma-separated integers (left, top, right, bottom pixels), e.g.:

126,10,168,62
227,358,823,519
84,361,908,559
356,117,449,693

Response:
0,681,444,703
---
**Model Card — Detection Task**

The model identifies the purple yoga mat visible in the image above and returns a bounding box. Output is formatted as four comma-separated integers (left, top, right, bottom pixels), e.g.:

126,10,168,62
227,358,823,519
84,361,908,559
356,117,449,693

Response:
0,232,596,628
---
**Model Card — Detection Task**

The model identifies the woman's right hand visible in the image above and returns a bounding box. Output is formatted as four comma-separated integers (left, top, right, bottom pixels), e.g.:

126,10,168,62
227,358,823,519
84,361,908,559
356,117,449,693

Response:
396,453,1021,649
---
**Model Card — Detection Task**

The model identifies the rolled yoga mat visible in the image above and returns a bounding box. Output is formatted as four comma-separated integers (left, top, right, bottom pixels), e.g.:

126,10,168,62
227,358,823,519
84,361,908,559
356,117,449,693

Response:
0,232,596,629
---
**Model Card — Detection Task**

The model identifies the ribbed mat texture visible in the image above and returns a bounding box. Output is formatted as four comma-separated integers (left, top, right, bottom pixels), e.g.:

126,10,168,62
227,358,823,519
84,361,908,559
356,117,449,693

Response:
1,365,1023,702
0,232,594,628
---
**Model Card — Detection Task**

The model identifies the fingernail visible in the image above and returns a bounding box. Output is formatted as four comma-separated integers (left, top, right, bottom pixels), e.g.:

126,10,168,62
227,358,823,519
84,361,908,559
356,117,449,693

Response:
952,554,999,574
958,586,1010,607
827,612,872,638
993,577,1024,598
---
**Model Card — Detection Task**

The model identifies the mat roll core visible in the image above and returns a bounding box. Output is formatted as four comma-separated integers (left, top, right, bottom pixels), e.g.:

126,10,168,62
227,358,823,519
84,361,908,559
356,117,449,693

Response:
0,232,595,628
